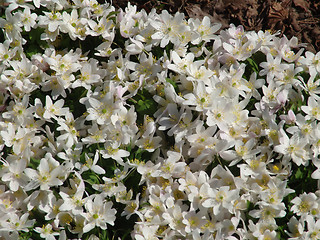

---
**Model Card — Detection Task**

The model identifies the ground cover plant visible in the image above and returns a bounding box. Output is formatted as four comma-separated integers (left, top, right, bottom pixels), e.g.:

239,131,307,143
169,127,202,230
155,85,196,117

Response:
1,0,320,239
111,0,320,54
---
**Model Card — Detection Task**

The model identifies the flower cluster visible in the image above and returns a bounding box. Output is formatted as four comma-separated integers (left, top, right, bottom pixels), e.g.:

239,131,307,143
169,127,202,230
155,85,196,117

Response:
1,0,320,239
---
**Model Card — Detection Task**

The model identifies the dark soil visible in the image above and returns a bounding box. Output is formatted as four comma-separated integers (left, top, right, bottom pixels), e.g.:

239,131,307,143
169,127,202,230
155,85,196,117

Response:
112,0,320,53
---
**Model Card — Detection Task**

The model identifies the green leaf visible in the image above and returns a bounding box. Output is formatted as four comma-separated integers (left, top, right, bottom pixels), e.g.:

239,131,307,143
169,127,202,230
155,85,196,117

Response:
165,77,180,93
29,157,40,169
246,57,259,73
82,171,101,185
294,168,303,179
25,44,42,58
130,88,158,124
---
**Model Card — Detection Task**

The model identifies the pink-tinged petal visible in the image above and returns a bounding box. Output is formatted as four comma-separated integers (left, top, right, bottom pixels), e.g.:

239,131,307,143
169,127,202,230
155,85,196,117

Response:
223,42,234,54
288,110,296,122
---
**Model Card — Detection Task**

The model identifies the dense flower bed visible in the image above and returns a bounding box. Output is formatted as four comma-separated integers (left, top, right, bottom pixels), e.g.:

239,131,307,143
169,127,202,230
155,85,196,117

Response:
1,0,320,239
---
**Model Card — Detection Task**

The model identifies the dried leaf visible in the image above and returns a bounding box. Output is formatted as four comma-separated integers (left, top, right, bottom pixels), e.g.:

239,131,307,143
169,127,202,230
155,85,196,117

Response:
269,2,289,19
184,4,214,21
293,0,310,12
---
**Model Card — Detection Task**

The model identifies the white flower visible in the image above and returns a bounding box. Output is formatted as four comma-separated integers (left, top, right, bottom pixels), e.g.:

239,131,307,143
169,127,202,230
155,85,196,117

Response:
301,96,320,120
72,60,102,90
299,51,320,75
178,170,209,196
259,53,289,83
291,193,318,217
100,142,130,166
186,123,217,151
16,6,37,32
2,95,34,125
167,51,195,75
34,224,59,240
182,210,206,234
223,39,254,61
81,152,105,174
60,9,82,36
135,135,162,153
162,204,186,236
0,9,22,42
121,193,140,220
81,122,107,145
202,186,239,215
24,153,66,191
274,131,310,166
40,27,60,42
183,81,213,111
286,216,304,239
56,112,80,149
299,71,320,100
44,49,82,75
206,97,235,129
87,16,113,39
95,39,116,57
133,225,159,240
2,212,35,233
286,114,317,143
83,195,116,233
0,158,28,192
0,40,17,65
186,62,214,85
0,122,22,148
2,57,38,94
43,194,64,221
59,177,87,215
85,92,117,125
258,229,278,240
127,52,161,81
126,37,145,56
305,215,320,240
249,203,286,223
37,11,62,32
43,96,69,120
220,139,260,166
150,10,188,47
189,16,221,43
151,151,186,179
118,3,142,38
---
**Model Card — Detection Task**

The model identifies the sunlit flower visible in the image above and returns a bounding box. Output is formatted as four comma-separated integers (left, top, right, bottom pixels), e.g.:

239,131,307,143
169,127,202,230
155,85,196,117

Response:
274,131,310,166
24,153,67,191
150,10,188,47
0,158,28,192
16,6,37,32
202,186,239,215
1,1,320,239
299,51,320,75
43,96,69,120
72,59,102,90
34,224,59,240
259,53,289,83
37,11,62,32
83,194,116,233
291,193,317,218
301,96,320,120
0,9,22,42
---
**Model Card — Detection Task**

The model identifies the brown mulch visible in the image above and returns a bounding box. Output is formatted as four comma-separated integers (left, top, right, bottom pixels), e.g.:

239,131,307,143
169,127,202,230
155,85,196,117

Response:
112,0,320,53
